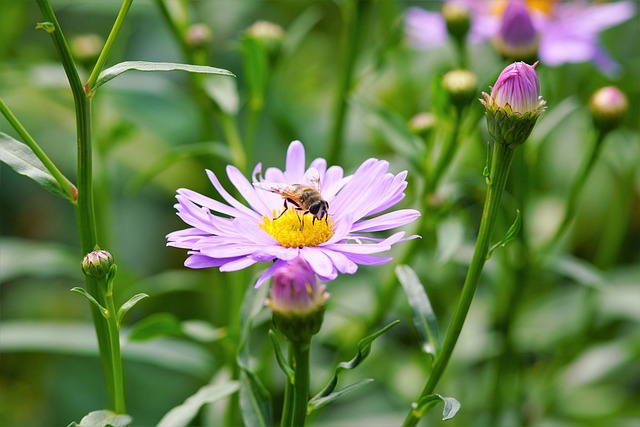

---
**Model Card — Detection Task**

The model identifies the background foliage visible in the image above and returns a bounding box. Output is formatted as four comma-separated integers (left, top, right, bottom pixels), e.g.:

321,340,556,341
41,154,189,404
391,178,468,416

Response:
1,1,638,426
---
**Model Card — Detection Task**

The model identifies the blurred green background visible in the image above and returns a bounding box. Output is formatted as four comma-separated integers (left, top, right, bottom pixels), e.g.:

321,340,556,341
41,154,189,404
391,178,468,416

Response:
1,1,639,426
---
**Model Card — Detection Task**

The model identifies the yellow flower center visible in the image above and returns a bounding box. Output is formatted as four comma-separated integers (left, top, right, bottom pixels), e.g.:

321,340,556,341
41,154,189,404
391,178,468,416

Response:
491,0,555,16
260,209,334,248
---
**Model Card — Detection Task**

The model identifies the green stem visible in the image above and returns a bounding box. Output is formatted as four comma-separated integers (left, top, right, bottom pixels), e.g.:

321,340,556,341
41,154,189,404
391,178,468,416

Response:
290,339,311,427
85,0,134,93
105,285,126,414
544,130,606,252
219,111,247,171
327,0,368,165
428,107,463,194
36,0,126,413
280,345,295,427
403,142,517,426
0,98,77,202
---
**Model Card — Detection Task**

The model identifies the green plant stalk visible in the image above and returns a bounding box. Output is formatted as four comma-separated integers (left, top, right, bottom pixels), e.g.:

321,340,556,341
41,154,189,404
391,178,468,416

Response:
105,282,126,414
403,142,517,426
290,339,311,427
0,98,77,201
327,0,368,165
428,107,463,194
219,111,247,171
280,345,295,427
36,0,125,412
85,0,134,93
544,130,606,251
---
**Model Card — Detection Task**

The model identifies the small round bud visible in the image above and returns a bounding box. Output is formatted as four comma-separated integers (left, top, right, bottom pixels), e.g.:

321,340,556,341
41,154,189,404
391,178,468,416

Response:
493,0,539,62
481,61,546,147
409,112,437,135
267,258,329,342
246,20,285,53
442,3,471,45
589,86,628,133
81,250,114,279
442,69,478,110
186,23,213,49
70,34,103,64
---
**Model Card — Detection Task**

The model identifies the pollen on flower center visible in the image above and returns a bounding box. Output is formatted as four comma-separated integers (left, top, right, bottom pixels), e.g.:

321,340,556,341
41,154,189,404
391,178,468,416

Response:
260,209,333,248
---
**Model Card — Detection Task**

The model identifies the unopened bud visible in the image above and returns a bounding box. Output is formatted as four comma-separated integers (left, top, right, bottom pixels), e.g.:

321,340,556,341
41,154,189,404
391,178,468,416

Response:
442,3,471,45
589,86,628,133
186,23,213,49
443,69,478,110
246,20,285,53
409,112,437,135
81,249,114,279
70,34,103,64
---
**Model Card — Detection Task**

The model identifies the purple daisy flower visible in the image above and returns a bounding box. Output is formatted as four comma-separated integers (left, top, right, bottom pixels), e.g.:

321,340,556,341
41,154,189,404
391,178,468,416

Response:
167,140,420,287
405,0,636,76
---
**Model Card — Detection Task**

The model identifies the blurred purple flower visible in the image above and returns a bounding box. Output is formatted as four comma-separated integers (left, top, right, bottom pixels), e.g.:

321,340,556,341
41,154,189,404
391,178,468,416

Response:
167,141,419,287
267,257,329,316
405,0,636,75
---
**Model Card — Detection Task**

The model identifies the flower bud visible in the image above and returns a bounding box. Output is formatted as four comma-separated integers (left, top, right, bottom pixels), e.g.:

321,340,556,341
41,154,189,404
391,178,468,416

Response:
481,61,546,147
442,3,471,46
266,258,329,342
493,0,539,62
589,86,628,134
81,249,114,279
246,20,285,54
186,23,213,49
70,34,103,65
409,112,437,136
442,69,478,111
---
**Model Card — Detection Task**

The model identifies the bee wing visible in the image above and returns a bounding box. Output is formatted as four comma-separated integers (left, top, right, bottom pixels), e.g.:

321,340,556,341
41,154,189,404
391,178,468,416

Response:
303,167,321,190
253,181,290,194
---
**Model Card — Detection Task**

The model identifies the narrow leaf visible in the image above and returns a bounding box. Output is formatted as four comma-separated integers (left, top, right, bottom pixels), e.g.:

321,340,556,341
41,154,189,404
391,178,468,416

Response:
157,381,240,427
94,61,235,92
487,209,521,259
181,320,226,343
117,293,149,326
269,329,294,382
128,313,183,342
0,132,69,200
70,287,107,317
412,394,461,421
75,410,132,427
307,379,373,413
311,320,399,402
396,265,441,357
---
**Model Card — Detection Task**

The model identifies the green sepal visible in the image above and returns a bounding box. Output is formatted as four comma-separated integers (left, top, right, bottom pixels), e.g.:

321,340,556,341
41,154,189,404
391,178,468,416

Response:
68,409,132,427
268,329,294,383
309,320,399,406
70,287,107,318
484,104,543,148
307,378,374,413
272,307,325,343
106,264,118,294
117,293,149,327
487,209,522,259
35,22,55,33
411,394,461,421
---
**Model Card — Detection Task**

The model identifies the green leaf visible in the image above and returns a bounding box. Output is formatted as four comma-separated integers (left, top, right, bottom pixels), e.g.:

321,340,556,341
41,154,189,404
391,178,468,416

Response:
242,35,269,109
436,217,465,263
94,61,235,92
70,287,108,318
0,238,78,282
128,313,183,342
203,75,240,115
396,265,441,357
269,329,294,382
307,379,373,413
310,320,399,405
236,283,273,427
73,409,132,427
412,394,461,421
0,132,70,200
549,255,607,291
181,320,226,343
117,293,149,326
281,5,323,57
487,209,521,259
157,381,240,427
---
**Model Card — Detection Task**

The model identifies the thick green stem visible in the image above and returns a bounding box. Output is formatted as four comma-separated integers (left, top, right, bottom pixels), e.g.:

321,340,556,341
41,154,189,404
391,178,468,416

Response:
544,130,606,252
403,142,516,426
105,286,126,414
290,339,311,427
0,98,77,201
280,345,295,427
327,0,368,165
85,0,134,93
36,0,126,413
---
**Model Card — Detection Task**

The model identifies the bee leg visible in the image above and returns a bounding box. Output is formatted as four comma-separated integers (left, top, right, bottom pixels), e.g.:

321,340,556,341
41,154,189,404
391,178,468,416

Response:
296,210,304,231
275,201,289,220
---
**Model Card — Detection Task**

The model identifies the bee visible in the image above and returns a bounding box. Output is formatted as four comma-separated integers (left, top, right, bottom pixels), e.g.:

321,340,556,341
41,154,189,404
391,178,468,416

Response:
253,168,329,228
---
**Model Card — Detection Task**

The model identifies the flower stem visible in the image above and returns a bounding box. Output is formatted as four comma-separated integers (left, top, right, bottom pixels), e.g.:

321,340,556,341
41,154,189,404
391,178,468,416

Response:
0,98,77,202
290,339,311,427
327,0,368,165
85,0,134,93
427,107,463,194
280,344,295,427
403,142,517,426
105,283,126,414
36,0,126,413
543,130,606,252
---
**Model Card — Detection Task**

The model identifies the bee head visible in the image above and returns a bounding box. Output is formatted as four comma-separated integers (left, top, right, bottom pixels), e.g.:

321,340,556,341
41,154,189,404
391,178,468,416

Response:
309,200,329,221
